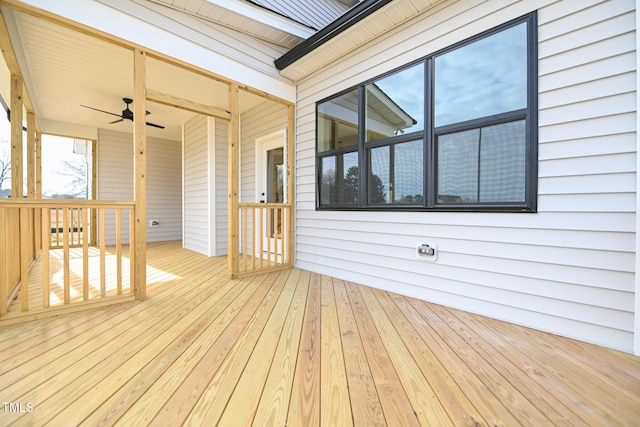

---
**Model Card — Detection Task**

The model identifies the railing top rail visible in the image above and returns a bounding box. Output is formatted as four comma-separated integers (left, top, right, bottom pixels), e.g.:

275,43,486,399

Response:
238,203,292,209
0,199,136,208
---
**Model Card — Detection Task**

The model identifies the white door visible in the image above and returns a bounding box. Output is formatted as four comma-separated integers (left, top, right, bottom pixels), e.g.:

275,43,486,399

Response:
256,131,287,260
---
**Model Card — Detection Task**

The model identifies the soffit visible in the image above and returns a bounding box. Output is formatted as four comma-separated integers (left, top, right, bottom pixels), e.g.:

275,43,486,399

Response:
279,0,446,82
2,7,267,141
248,0,357,30
147,0,316,48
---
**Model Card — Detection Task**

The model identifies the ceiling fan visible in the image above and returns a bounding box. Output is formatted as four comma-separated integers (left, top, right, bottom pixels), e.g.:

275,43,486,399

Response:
81,97,165,129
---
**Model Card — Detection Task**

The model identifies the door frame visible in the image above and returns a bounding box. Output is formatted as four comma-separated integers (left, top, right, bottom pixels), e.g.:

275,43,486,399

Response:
255,129,287,204
254,129,287,260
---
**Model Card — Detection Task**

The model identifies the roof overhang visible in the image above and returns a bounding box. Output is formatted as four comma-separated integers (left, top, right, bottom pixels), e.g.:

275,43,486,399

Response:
146,0,316,48
276,0,447,82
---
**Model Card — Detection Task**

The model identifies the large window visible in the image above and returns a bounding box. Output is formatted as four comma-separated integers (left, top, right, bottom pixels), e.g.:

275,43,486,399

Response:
316,14,537,212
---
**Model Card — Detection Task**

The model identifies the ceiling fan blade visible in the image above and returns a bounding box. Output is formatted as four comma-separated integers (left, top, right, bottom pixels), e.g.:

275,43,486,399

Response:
80,104,123,118
109,118,124,124
146,121,165,129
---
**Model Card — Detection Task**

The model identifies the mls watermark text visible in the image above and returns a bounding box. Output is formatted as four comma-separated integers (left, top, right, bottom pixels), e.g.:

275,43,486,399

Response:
2,402,34,413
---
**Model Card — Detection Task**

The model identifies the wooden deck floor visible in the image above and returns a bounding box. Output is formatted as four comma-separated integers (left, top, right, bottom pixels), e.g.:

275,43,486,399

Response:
0,241,638,426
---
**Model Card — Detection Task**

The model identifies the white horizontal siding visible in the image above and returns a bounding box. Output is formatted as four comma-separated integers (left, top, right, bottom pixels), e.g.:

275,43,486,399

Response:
183,115,210,255
293,0,637,352
97,128,182,245
214,118,228,256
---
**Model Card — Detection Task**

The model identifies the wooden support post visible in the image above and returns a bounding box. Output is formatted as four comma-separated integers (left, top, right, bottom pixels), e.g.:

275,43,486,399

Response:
35,127,42,253
0,209,7,316
35,130,42,198
228,83,240,278
19,208,29,311
27,112,35,199
10,74,23,199
133,48,147,299
287,104,295,266
26,113,36,259
91,140,97,246
41,207,49,308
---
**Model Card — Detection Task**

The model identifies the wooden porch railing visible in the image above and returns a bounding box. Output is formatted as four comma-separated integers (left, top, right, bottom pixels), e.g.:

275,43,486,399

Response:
49,206,95,248
0,200,137,321
236,203,292,276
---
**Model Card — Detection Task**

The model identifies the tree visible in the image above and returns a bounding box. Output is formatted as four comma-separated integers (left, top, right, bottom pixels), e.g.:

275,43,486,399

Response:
0,139,10,191
56,153,92,199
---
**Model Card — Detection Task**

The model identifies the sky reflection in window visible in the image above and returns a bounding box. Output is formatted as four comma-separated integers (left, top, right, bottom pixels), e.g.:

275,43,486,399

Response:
434,22,527,127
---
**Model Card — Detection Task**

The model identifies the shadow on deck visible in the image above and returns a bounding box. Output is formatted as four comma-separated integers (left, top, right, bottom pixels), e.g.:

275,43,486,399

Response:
0,241,638,426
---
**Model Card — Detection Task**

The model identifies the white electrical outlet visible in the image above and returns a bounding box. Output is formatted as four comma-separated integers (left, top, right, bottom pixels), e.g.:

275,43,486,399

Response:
416,242,437,261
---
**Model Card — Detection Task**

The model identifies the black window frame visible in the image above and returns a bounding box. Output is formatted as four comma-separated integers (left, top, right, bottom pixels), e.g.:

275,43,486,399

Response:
315,12,538,212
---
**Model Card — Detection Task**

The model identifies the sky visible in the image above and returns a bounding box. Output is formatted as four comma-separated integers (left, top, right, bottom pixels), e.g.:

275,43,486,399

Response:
0,116,88,197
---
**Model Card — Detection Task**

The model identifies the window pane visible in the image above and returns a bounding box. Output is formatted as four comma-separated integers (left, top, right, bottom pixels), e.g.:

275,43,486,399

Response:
319,151,359,205
370,139,423,204
437,129,480,203
437,120,526,203
366,63,424,142
434,22,527,127
317,89,359,152
479,120,526,202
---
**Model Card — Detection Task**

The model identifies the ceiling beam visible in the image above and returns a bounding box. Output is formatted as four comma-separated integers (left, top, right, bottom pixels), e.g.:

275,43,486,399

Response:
146,89,231,121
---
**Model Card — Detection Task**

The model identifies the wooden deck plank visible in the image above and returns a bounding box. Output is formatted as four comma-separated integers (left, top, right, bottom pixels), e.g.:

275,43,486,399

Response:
97,272,263,425
441,305,612,426
120,271,281,426
6,255,230,425
252,270,310,426
344,281,421,427
50,259,239,425
428,301,584,426
357,284,454,427
372,288,487,427
0,254,217,391
217,268,303,426
286,272,321,427
332,279,386,427
390,293,521,426
405,296,550,426
320,275,352,426
0,241,638,426
180,269,290,425
459,305,640,426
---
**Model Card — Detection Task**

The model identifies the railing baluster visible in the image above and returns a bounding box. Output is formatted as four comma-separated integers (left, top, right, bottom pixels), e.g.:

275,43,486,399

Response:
129,206,135,295
267,207,272,267
20,208,30,312
63,207,70,304
71,208,75,245
82,208,89,301
0,209,6,316
242,207,248,272
100,208,106,297
252,207,256,272
116,208,122,295
42,207,50,308
55,208,61,248
259,207,264,269
277,206,281,265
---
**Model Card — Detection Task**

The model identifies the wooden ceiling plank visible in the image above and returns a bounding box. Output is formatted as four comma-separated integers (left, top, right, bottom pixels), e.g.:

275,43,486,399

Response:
1,0,293,107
